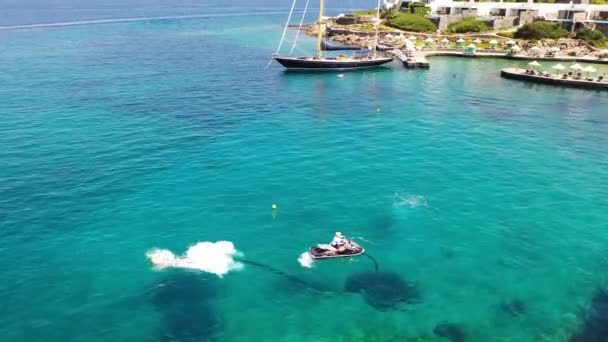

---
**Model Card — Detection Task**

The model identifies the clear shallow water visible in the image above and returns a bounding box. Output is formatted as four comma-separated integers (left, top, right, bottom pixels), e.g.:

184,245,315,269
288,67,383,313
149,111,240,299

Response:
1,5,608,342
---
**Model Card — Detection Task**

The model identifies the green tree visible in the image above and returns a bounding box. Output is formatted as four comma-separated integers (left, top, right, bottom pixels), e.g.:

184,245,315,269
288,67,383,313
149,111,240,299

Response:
381,8,397,24
514,21,568,40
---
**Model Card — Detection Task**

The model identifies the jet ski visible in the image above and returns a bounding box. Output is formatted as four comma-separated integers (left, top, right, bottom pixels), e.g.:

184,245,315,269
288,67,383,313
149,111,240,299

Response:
308,240,364,259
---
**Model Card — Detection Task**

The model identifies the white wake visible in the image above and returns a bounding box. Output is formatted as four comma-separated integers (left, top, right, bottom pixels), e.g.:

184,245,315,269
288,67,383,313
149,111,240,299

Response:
297,251,314,268
394,193,428,208
146,241,243,278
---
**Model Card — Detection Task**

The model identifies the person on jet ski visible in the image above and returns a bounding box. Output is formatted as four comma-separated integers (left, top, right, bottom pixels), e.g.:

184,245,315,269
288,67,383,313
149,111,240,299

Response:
330,232,349,251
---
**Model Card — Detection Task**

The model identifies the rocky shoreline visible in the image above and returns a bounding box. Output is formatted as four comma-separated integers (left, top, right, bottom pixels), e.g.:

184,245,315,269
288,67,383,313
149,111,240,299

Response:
294,19,608,59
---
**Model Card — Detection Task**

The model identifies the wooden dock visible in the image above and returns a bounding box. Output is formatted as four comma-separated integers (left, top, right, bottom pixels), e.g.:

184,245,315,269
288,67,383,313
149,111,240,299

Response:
500,68,608,90
396,50,430,69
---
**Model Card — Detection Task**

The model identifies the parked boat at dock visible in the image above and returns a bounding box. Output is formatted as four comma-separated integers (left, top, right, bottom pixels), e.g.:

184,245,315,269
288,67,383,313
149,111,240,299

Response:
272,0,393,71
500,68,608,90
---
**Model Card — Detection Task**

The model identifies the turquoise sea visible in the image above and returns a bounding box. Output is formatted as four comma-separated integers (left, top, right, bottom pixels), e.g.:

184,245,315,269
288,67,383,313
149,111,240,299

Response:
1,1,608,341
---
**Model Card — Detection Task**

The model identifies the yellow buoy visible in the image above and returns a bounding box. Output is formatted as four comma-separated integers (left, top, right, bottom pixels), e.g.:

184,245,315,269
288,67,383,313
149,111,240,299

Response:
272,204,277,210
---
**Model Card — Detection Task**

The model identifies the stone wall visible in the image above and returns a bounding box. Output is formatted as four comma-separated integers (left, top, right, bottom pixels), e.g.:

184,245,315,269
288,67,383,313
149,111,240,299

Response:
433,14,465,30
518,11,536,26
490,16,518,30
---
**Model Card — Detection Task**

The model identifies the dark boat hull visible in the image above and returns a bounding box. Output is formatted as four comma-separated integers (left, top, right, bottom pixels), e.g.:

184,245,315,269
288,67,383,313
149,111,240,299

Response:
274,56,393,71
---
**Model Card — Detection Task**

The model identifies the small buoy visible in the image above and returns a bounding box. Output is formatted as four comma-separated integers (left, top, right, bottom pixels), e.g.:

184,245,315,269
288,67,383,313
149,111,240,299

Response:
376,108,381,113
272,204,277,210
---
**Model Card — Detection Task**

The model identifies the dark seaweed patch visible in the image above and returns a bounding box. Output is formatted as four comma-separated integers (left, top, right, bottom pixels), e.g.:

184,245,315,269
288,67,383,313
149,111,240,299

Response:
433,322,466,342
147,272,221,341
569,288,608,342
499,299,526,317
344,271,420,310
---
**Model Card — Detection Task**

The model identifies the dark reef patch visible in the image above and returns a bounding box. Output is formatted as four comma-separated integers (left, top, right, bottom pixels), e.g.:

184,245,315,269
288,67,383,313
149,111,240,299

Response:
147,272,221,341
433,322,466,342
344,271,420,310
569,287,608,342
499,299,526,317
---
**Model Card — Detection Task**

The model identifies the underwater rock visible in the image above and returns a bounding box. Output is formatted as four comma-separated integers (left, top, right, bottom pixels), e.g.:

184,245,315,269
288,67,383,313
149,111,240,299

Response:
499,299,526,317
433,322,466,342
569,287,608,342
148,272,221,341
345,271,420,311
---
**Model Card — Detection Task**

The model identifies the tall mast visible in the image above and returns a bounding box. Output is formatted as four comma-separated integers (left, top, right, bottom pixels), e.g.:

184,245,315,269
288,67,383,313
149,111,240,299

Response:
316,0,324,58
373,0,381,58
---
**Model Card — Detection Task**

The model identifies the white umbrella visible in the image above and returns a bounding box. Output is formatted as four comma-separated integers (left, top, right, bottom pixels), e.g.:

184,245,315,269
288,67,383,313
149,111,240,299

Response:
409,35,417,40
467,44,476,48
552,63,566,70
570,63,583,70
506,40,516,45
441,38,450,43
457,38,465,43
425,37,434,43
528,61,541,67
511,45,521,51
473,38,482,44
489,39,498,44
530,46,540,51
582,66,597,73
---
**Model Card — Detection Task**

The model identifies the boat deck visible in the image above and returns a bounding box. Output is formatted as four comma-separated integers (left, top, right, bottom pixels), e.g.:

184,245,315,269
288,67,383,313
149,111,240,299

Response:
500,68,608,90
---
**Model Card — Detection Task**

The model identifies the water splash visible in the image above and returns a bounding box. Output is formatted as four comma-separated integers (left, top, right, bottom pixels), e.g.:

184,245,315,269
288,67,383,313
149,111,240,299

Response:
146,241,243,278
394,193,428,208
297,251,314,268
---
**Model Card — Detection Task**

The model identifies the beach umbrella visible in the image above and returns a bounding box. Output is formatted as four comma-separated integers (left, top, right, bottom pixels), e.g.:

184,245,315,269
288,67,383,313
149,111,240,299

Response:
570,63,583,70
456,38,465,43
489,39,498,44
473,38,482,44
528,60,541,67
408,35,417,40
441,38,449,43
582,66,597,73
530,46,540,51
506,40,516,45
584,66,597,72
425,37,434,43
552,63,566,71
467,44,476,48
511,45,521,51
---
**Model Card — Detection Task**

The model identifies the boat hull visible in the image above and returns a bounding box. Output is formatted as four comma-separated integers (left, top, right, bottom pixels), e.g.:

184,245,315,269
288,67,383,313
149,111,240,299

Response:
274,56,393,71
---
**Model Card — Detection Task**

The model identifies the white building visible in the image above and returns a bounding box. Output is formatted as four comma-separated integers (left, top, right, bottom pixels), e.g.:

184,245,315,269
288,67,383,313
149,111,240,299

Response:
384,0,608,24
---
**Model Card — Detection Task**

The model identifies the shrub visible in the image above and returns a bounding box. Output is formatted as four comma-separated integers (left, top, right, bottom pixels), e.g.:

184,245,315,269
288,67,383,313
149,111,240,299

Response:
576,28,605,41
514,21,568,40
389,12,437,32
576,28,608,47
349,9,377,17
408,3,431,16
447,18,489,33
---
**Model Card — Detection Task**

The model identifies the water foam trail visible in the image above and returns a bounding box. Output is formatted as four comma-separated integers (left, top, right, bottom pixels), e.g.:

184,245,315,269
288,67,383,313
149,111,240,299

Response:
146,241,243,278
297,251,314,268
394,193,428,208
0,11,289,31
